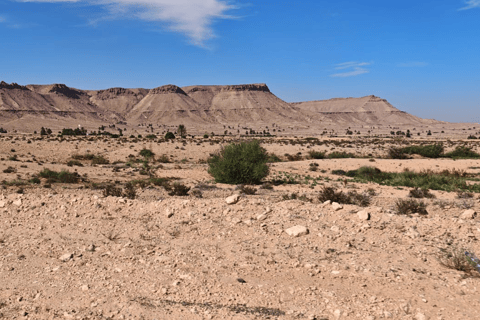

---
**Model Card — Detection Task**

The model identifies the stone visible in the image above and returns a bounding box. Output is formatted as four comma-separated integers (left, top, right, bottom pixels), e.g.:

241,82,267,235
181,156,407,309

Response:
460,209,477,220
59,253,73,262
166,208,174,218
226,194,240,205
357,210,370,221
415,313,427,320
323,200,331,206
12,199,22,207
0,201,5,208
285,225,309,237
332,202,343,211
256,213,268,221
406,228,420,239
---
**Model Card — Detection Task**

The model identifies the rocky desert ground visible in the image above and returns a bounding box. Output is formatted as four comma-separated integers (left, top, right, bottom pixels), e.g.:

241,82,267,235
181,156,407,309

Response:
1,132,480,320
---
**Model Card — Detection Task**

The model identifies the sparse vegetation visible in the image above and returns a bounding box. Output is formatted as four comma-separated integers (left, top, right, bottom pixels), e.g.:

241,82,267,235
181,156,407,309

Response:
438,246,480,277
318,186,371,207
394,198,428,215
38,168,80,183
409,187,435,199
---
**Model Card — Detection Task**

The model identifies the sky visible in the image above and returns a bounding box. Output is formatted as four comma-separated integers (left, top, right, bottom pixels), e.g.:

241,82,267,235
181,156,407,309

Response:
1,0,479,122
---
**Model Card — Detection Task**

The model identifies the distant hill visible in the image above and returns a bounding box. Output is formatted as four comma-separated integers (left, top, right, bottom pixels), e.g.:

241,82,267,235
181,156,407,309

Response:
0,81,445,133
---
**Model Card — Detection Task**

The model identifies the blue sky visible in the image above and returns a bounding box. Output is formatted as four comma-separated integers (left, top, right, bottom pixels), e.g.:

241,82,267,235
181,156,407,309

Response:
1,0,479,122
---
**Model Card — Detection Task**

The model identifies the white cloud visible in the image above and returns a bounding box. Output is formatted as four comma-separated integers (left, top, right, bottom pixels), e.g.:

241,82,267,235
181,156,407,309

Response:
18,0,237,45
459,0,480,10
331,61,371,78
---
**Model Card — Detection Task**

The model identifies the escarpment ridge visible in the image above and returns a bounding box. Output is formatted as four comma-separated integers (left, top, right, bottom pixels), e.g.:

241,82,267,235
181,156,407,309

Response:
0,81,449,132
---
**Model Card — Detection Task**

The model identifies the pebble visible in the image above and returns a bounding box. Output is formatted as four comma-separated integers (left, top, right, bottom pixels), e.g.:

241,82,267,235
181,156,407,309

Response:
226,194,240,205
357,210,370,221
285,225,309,237
332,202,343,211
13,199,22,207
460,209,477,220
59,253,73,262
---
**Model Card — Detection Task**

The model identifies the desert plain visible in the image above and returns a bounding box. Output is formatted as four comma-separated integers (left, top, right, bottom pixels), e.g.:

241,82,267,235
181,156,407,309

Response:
0,130,480,320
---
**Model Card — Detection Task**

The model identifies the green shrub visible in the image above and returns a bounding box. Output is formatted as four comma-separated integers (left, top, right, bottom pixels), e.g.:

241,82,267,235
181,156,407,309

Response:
328,151,356,158
139,148,155,159
387,147,409,159
208,140,269,185
308,150,326,159
165,132,175,140
266,153,282,163
444,146,480,159
401,143,444,158
39,168,80,183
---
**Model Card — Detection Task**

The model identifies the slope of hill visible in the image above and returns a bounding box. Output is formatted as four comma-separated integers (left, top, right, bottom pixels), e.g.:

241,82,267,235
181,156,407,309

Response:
292,95,441,126
0,81,449,133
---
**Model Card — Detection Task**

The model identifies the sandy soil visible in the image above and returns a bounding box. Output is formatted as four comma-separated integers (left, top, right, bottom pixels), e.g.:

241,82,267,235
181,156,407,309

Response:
0,134,480,319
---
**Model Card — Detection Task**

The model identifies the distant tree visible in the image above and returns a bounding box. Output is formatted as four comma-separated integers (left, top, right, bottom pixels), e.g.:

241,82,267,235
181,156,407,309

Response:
177,124,187,138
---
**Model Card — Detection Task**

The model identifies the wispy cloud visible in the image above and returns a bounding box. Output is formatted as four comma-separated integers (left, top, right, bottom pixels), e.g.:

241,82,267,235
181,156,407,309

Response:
398,61,428,67
459,0,480,10
17,0,238,46
331,61,371,78
0,15,6,23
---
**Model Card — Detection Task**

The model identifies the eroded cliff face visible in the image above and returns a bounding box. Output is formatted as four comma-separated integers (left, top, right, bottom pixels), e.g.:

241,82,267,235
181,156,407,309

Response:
0,81,443,130
149,85,187,95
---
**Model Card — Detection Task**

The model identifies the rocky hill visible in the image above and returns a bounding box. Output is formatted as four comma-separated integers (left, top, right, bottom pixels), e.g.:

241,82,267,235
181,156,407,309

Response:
0,81,444,133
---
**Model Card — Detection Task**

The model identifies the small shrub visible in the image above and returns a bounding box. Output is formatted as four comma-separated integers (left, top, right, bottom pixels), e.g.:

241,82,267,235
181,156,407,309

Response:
260,182,274,190
191,189,203,198
3,166,16,173
239,185,257,195
308,150,326,159
168,182,190,196
284,153,302,161
445,146,480,159
39,168,80,183
208,140,269,185
67,160,83,167
328,151,356,159
165,132,175,140
318,186,350,203
139,148,155,159
401,144,444,158
331,169,347,176
91,155,109,165
457,191,473,199
309,163,319,171
394,198,427,215
438,246,480,276
103,184,123,197
388,147,409,159
123,182,136,199
29,177,41,184
409,187,435,199
157,155,171,163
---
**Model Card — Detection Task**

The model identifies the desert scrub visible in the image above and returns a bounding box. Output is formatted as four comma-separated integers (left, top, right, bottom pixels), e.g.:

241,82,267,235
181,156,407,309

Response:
437,246,480,277
167,182,190,196
345,166,480,193
139,148,155,159
409,187,435,199
444,146,480,159
208,140,269,185
308,150,326,159
66,160,83,167
39,168,80,183
91,155,109,165
394,198,427,215
318,186,371,207
400,143,444,158
327,151,356,159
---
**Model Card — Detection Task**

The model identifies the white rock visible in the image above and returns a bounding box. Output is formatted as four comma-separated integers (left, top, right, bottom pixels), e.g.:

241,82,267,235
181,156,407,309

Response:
331,202,343,211
323,200,331,206
415,313,427,320
285,225,309,237
406,228,420,239
12,199,22,207
357,210,370,221
256,213,268,221
0,201,5,208
59,253,73,262
460,209,477,220
81,285,89,291
226,194,240,205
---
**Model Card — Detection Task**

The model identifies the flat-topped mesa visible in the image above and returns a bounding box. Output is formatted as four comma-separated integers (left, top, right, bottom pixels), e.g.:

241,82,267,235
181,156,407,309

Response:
150,84,187,95
95,87,139,100
0,81,28,90
221,83,270,92
48,84,83,99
